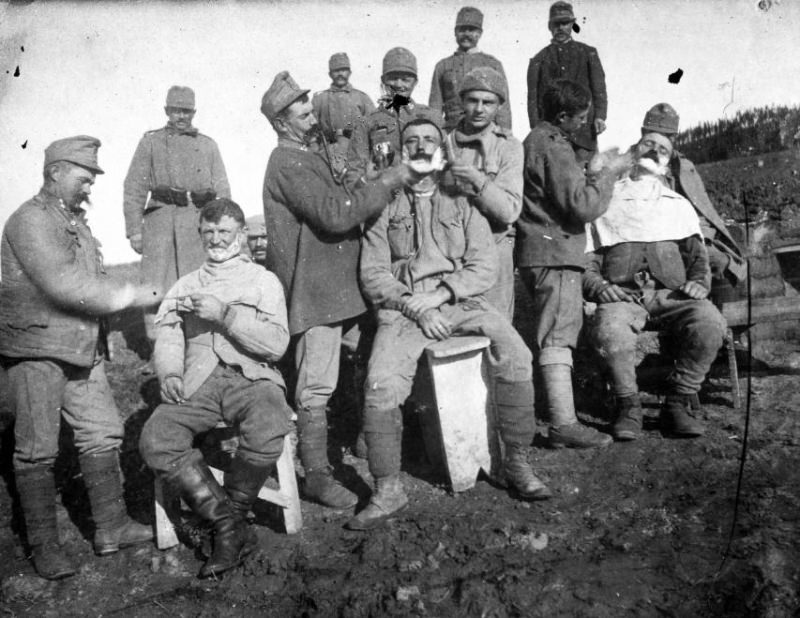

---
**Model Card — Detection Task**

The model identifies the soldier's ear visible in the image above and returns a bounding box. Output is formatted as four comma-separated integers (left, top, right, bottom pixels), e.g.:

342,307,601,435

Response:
554,111,567,126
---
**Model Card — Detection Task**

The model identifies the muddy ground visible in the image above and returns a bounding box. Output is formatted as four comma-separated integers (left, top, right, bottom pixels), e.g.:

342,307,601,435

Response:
1,274,799,617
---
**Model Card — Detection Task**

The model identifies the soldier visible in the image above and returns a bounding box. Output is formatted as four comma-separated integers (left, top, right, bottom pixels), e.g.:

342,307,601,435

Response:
0,137,156,579
346,47,430,185
261,71,419,509
124,85,231,345
245,214,268,267
140,199,294,578
443,67,522,320
430,6,512,132
312,52,375,174
527,1,607,159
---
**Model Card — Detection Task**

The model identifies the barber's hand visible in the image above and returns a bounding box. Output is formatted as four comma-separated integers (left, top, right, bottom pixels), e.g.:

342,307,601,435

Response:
402,288,453,321
188,292,227,323
129,233,143,255
418,309,453,341
597,283,636,304
594,118,607,135
680,281,709,300
448,163,484,192
379,162,425,190
161,376,185,404
588,148,634,176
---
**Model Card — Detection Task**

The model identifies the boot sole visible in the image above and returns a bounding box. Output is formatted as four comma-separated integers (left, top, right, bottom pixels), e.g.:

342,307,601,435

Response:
344,503,407,531
199,538,258,578
549,438,613,449
613,431,640,442
510,486,553,501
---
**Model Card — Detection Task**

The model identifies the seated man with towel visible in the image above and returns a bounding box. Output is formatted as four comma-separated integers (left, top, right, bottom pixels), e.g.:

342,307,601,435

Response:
582,131,726,441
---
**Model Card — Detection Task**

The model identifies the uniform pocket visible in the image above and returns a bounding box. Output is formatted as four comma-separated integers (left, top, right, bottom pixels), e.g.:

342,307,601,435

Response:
387,215,414,258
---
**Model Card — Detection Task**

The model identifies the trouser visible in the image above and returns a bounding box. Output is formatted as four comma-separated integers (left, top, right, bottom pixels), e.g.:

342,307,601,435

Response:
484,235,516,323
3,356,124,470
363,300,534,477
140,364,293,475
589,288,726,397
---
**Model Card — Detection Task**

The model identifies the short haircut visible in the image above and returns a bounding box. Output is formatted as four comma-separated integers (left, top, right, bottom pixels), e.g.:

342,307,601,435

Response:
199,198,245,227
541,79,591,122
402,119,443,139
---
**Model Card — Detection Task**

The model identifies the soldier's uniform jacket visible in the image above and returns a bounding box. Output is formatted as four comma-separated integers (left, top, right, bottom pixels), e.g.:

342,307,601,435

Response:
526,40,607,151
429,51,512,132
515,121,615,269
360,188,497,310
263,139,394,335
312,85,376,144
123,125,231,297
0,191,128,367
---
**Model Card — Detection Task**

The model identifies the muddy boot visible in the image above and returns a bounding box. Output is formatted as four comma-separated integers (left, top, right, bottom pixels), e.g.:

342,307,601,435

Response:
660,394,705,438
612,394,643,442
79,451,153,556
297,405,357,508
167,456,248,579
15,466,77,580
501,445,552,500
345,475,408,531
541,360,612,449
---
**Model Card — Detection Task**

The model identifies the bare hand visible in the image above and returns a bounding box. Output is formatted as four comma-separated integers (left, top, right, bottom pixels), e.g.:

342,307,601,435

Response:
588,148,634,176
188,292,227,323
680,281,709,300
129,233,143,255
448,163,484,192
594,118,607,135
418,309,453,341
597,283,636,304
401,288,452,320
161,376,185,404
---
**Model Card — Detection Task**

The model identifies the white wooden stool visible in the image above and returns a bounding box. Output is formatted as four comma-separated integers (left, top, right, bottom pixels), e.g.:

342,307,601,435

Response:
417,336,499,493
153,431,302,550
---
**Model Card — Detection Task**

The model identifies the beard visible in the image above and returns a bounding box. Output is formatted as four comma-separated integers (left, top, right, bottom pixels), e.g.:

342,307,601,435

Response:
207,238,242,263
635,151,669,177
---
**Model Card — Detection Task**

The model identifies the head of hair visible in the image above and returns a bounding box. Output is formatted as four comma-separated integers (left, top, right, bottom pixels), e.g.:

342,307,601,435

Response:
199,198,245,227
541,79,591,122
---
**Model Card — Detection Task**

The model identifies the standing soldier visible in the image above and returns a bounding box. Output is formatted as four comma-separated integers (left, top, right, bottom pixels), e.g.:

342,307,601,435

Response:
430,6,512,132
244,214,269,268
312,53,375,175
124,85,231,345
527,1,607,159
443,67,522,320
0,137,156,579
261,71,418,509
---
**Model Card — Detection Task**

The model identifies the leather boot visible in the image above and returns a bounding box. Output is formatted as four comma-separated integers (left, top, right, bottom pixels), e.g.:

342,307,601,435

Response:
542,363,612,449
167,456,246,579
660,394,705,438
79,451,153,555
345,475,408,531
612,394,643,441
15,466,76,580
297,406,357,508
501,444,552,500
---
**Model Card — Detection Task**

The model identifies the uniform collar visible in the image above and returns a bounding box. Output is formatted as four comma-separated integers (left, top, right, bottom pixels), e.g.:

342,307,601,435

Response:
454,47,481,55
278,136,309,151
37,187,86,219
453,120,505,142
165,123,199,137
329,83,352,92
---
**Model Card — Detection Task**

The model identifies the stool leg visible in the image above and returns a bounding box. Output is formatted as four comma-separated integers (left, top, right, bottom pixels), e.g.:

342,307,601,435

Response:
276,433,302,534
154,476,179,550
726,328,741,409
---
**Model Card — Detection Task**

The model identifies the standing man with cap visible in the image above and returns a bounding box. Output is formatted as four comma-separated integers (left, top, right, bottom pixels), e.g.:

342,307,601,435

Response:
0,136,157,579
312,52,375,176
346,47,430,186
639,103,745,288
443,66,522,319
430,6,512,133
527,1,607,159
261,71,420,509
124,85,231,348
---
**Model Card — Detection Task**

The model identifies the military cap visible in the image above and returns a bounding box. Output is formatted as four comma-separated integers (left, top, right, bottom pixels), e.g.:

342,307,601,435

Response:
245,214,267,237
549,1,575,23
44,135,104,174
456,7,483,29
382,47,417,77
166,85,195,110
459,66,507,104
401,106,445,136
329,52,350,71
260,71,310,121
642,103,680,135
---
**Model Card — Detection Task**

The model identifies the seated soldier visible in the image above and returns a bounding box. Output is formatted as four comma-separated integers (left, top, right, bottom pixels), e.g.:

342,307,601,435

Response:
346,110,551,532
140,199,294,578
583,132,727,441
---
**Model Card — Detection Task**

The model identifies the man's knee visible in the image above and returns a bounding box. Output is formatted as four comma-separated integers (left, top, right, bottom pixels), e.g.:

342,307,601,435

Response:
684,301,726,350
363,371,412,414
139,406,186,473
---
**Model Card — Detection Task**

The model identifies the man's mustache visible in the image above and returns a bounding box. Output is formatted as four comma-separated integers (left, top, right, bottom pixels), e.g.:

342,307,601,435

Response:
639,150,660,163
410,152,432,162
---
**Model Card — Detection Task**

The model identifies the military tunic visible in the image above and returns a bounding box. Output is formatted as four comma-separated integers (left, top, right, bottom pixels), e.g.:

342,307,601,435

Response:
429,50,512,132
312,85,375,144
123,125,230,299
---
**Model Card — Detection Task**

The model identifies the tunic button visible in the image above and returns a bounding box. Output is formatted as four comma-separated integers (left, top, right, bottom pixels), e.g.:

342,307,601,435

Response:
70,220,77,226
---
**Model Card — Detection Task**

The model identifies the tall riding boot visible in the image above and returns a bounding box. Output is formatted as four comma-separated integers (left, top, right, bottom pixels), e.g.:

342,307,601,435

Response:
166,455,243,578
15,466,76,579
297,406,357,508
494,380,552,500
79,450,153,555
541,359,612,449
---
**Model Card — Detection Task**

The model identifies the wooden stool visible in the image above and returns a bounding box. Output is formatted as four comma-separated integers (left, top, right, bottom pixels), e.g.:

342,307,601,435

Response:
417,336,498,493
153,431,302,550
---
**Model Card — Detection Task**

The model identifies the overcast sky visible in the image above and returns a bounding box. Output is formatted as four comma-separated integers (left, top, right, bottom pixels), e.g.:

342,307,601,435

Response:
1,0,797,265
